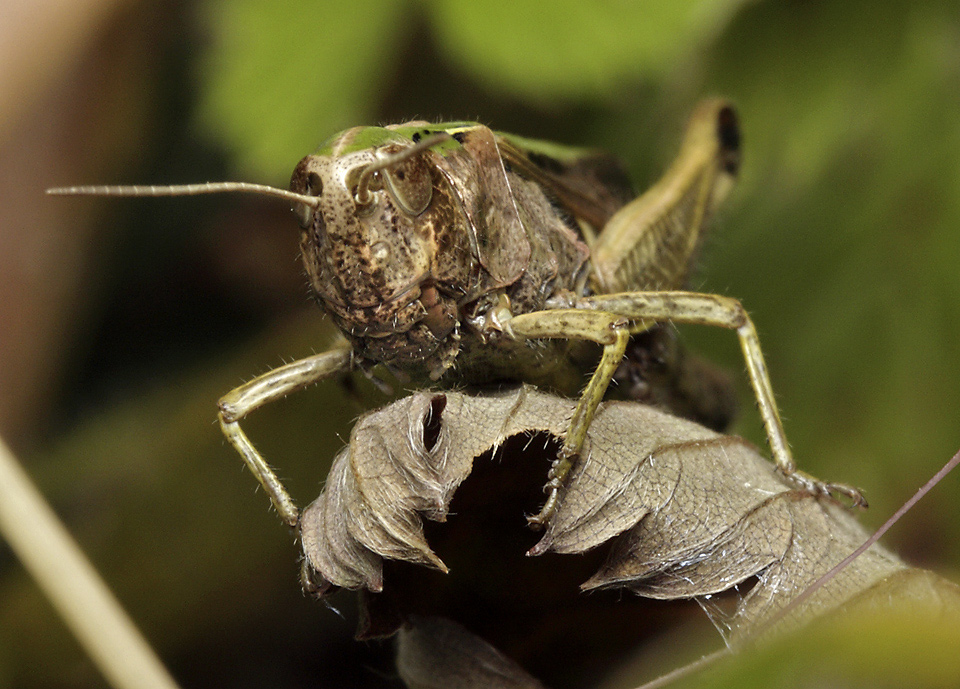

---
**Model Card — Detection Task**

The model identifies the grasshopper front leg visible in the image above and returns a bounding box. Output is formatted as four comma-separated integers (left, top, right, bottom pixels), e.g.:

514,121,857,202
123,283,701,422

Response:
218,347,353,527
496,308,631,527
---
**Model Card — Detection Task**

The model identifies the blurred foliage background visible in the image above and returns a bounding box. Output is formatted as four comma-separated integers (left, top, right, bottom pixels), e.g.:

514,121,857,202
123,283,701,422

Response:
0,0,958,687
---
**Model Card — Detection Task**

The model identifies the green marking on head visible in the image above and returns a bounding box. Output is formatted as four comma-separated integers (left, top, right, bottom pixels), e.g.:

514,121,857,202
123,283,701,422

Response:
314,127,406,156
314,122,482,157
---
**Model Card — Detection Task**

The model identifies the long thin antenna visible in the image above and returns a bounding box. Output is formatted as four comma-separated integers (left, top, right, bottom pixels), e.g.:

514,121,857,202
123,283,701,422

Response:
46,182,321,208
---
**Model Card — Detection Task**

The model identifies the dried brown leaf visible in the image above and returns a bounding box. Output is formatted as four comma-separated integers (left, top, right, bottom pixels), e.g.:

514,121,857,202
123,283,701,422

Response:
300,385,909,638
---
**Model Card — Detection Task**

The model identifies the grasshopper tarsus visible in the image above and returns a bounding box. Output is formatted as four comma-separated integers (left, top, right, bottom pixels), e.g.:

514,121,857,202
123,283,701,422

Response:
527,450,578,529
527,491,560,531
786,470,868,509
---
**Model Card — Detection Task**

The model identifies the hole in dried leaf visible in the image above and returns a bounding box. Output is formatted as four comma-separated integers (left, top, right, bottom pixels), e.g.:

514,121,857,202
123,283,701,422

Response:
355,430,712,688
300,388,915,688
422,394,446,453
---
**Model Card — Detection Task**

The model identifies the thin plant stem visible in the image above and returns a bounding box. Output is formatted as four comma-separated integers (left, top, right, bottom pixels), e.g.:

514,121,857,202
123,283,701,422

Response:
0,435,182,689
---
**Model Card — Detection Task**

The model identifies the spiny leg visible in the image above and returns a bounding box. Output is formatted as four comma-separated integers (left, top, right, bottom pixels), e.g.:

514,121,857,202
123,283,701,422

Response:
218,347,353,527
579,290,866,506
497,308,631,527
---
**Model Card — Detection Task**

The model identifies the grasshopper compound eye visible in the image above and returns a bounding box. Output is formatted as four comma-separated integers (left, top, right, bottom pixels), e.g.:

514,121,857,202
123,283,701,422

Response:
354,132,450,212
294,203,314,229
294,172,324,228
381,152,433,216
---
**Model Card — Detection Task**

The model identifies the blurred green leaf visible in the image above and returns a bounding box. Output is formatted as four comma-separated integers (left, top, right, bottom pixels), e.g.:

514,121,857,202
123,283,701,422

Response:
692,1,960,552
195,0,754,179
604,570,960,689
678,594,960,689
196,0,413,180
426,0,752,101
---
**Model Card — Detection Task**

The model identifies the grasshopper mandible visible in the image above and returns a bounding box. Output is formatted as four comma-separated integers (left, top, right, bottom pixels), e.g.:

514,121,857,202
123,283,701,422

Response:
48,99,865,532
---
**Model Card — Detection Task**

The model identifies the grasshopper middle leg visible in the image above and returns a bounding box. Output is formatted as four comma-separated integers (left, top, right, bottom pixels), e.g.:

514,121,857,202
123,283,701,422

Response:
218,347,352,527
583,291,866,505
498,308,632,527
504,291,866,527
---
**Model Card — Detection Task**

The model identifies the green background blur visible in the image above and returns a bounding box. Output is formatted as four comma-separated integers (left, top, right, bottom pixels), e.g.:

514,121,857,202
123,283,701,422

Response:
0,0,958,687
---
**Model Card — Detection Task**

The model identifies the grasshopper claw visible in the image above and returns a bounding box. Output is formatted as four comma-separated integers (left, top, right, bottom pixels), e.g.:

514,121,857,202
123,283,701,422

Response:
827,482,869,509
526,495,556,531
527,483,561,530
527,454,577,530
786,469,868,509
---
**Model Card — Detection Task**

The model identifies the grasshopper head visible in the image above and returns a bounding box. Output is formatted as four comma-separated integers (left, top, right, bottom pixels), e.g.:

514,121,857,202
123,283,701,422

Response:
291,127,470,377
46,124,475,379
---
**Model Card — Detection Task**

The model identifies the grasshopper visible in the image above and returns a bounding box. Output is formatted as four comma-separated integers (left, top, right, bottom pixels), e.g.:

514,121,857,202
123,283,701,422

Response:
48,99,864,533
